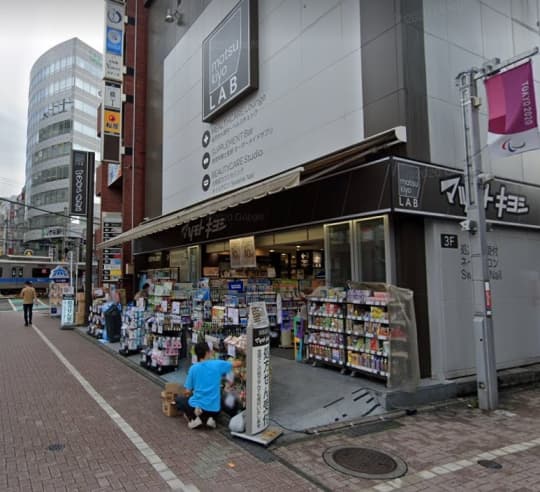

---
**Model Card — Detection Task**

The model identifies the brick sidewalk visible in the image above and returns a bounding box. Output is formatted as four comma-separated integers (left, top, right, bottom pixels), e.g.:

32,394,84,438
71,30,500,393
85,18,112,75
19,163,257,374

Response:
3,309,540,491
273,384,540,491
0,311,316,491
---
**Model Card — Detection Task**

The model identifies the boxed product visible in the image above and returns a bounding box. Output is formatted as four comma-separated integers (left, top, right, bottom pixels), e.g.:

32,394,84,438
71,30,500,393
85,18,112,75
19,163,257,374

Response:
162,400,178,417
163,382,182,401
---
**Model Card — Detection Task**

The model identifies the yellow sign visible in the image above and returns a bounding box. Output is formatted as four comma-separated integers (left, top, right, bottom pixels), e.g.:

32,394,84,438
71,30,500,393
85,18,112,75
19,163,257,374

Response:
104,109,121,134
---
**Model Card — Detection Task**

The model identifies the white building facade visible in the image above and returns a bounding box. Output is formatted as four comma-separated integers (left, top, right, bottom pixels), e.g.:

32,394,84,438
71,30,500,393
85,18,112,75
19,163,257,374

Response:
25,38,102,257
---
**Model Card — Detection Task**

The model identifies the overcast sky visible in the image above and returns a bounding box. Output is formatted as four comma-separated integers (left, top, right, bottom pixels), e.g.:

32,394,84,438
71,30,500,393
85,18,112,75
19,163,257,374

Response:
0,1,104,199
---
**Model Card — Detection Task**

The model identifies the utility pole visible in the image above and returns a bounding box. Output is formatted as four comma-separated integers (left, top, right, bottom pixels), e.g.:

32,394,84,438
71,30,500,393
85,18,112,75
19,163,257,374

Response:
456,47,538,411
84,154,95,326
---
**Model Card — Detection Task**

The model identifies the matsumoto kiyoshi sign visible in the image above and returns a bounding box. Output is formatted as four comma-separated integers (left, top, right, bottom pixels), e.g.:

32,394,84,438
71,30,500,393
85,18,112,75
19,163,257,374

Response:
202,0,258,122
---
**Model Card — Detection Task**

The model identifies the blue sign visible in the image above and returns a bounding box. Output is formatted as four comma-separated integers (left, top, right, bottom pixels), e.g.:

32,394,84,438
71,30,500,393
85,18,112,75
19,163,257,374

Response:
228,281,244,293
106,27,123,55
49,266,70,281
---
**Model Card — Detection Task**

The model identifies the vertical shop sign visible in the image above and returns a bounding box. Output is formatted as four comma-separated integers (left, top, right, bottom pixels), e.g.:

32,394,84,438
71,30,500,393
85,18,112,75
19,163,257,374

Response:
104,0,125,82
246,302,270,435
69,150,90,217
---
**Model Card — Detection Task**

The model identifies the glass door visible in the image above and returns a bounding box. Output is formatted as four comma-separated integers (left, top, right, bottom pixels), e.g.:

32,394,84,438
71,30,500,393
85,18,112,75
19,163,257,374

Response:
324,222,352,287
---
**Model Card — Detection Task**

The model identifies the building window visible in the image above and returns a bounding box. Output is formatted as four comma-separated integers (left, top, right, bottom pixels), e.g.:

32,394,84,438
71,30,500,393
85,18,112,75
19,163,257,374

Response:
324,222,352,287
354,217,387,282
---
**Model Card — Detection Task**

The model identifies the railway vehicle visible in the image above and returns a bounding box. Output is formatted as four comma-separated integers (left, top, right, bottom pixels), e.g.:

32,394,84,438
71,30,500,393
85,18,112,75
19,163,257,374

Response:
0,254,84,295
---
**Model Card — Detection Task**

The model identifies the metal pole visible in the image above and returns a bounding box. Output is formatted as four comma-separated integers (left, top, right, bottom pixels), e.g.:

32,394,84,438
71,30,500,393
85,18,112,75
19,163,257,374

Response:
456,47,538,411
84,153,95,326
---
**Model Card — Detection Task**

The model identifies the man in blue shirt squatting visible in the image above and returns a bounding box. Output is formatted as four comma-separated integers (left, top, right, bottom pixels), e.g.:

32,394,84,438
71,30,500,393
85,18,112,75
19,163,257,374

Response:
176,341,242,429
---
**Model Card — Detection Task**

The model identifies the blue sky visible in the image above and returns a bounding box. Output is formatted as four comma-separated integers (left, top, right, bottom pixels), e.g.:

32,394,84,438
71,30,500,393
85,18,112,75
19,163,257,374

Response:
0,0,104,198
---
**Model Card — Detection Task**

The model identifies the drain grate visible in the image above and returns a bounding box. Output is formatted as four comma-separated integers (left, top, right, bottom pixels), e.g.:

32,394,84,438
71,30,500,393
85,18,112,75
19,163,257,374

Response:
478,459,502,470
47,443,65,452
323,446,407,479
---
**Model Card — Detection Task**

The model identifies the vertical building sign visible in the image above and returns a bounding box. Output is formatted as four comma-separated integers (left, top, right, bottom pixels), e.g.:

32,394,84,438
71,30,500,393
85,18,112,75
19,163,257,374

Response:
246,302,270,435
102,212,123,282
102,0,124,162
104,0,124,82
70,150,91,217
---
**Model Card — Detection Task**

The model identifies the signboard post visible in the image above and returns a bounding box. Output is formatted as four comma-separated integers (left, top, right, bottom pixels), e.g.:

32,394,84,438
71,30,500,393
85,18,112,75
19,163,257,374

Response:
49,266,70,318
231,302,282,445
61,286,75,330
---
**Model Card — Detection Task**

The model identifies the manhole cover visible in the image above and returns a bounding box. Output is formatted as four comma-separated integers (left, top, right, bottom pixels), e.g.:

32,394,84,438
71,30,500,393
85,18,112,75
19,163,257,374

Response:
47,443,65,452
478,459,502,469
323,446,407,479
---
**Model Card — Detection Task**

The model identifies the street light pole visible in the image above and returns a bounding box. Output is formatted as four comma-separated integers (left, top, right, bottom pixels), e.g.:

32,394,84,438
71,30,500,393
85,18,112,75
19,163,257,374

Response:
456,47,538,411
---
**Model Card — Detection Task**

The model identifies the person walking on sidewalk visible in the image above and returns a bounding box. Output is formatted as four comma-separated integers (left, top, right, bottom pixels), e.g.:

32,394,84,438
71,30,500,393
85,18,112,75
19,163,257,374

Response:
176,341,241,429
20,280,37,327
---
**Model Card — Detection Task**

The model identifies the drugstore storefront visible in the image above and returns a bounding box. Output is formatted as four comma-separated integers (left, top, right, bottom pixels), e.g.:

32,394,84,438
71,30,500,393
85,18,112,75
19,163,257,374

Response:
108,154,540,386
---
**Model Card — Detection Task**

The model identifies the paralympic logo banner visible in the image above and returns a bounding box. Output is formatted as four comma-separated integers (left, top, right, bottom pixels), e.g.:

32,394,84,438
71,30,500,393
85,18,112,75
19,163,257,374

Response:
484,60,540,158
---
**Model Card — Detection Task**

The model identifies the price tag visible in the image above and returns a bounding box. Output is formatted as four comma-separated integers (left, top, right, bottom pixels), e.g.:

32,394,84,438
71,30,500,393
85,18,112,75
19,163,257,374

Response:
227,344,236,357
192,332,198,343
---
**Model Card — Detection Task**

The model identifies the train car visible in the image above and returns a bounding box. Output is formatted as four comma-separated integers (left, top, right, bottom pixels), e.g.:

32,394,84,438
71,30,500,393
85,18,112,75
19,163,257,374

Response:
0,255,84,296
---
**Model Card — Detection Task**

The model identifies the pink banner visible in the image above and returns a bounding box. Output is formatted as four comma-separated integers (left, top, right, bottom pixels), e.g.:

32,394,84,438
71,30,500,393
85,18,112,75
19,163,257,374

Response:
485,60,540,157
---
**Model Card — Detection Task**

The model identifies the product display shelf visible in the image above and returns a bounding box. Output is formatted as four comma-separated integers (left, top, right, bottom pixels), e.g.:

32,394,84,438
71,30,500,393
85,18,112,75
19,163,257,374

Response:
224,335,248,410
345,290,391,380
119,305,145,356
306,297,347,371
87,299,106,339
140,307,188,375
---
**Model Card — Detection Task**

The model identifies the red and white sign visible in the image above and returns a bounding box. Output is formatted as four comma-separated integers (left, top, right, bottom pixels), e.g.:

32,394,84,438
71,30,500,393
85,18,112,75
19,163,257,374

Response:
485,60,540,158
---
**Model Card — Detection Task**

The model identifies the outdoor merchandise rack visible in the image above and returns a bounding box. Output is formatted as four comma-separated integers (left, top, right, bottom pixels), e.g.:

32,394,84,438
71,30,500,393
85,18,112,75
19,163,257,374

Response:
306,283,419,389
119,305,145,355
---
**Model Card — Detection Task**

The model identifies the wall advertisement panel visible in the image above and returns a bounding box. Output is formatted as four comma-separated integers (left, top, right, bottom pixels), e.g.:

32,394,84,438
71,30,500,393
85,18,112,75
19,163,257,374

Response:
163,0,363,213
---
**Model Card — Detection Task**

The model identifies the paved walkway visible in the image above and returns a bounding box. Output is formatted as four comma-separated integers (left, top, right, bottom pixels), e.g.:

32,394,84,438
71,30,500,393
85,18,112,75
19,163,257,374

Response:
0,310,315,491
2,309,540,491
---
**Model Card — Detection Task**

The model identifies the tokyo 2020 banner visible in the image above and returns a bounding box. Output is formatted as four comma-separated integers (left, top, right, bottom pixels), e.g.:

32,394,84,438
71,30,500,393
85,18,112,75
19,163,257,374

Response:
485,60,540,158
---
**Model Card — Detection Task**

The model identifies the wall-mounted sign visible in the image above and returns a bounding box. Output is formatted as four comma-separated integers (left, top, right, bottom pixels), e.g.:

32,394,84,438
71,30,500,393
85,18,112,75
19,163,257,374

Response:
103,0,125,82
43,227,64,238
69,151,94,217
104,109,121,134
104,54,123,81
108,163,121,186
104,82,122,110
163,0,364,213
441,234,458,249
202,0,258,122
229,236,256,268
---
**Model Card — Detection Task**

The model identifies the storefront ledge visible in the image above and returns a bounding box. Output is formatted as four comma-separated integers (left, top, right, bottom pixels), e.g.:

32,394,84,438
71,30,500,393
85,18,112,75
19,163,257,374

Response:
384,380,458,411
74,326,167,389
385,364,540,411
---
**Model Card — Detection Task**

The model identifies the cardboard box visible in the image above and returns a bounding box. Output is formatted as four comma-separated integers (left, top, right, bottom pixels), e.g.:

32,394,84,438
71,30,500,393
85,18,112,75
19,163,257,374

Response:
164,383,182,395
162,401,178,417
75,311,86,326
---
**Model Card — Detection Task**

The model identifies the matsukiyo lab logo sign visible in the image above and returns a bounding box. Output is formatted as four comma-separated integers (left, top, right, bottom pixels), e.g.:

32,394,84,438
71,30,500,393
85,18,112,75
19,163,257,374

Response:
202,0,258,122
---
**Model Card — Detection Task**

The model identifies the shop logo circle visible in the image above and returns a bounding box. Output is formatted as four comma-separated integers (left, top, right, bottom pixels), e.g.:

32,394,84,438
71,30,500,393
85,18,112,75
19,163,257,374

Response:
202,152,211,169
202,130,211,148
202,174,211,191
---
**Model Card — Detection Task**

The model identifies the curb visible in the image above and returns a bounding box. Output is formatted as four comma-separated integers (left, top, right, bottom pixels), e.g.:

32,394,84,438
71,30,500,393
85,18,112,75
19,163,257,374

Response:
73,327,166,388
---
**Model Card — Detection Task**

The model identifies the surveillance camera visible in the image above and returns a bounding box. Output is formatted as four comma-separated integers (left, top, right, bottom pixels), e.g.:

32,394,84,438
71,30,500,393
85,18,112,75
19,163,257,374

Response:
164,9,175,22
459,219,478,233
478,173,494,185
